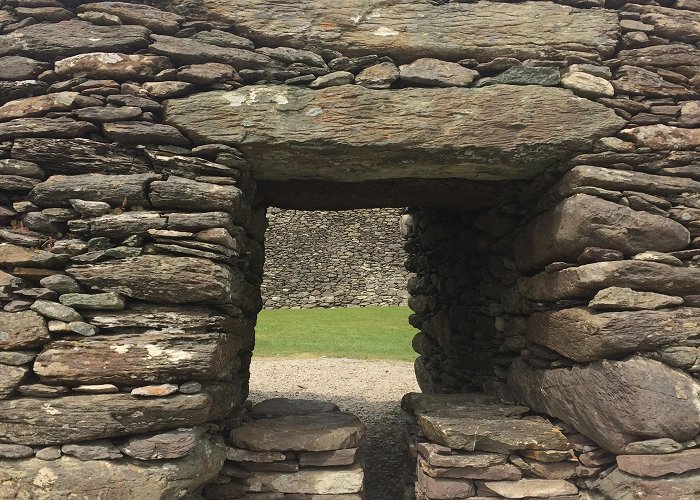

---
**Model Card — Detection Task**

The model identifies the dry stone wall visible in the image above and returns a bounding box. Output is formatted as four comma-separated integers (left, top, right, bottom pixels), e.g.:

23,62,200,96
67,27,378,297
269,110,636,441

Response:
0,0,697,498
262,208,409,309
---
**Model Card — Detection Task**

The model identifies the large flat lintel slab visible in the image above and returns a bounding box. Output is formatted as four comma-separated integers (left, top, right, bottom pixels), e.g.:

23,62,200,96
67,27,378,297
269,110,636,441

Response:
165,84,625,184
149,0,619,63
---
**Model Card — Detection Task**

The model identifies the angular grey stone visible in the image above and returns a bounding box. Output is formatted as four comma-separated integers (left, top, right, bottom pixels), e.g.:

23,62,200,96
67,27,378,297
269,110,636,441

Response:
589,287,684,310
399,58,478,87
527,307,700,362
0,351,36,366
231,413,365,452
246,464,364,495
0,20,149,60
624,438,684,455
308,71,354,89
249,398,340,419
416,468,475,500
149,176,244,213
39,274,81,294
0,365,27,399
31,173,157,208
149,34,274,69
69,199,112,218
0,56,48,80
486,66,560,86
226,447,286,463
66,321,97,337
55,53,172,81
0,384,238,445
164,85,624,183
119,428,201,460
176,63,236,85
298,448,358,467
508,357,700,453
142,81,194,99
77,2,183,35
191,30,255,51
34,332,237,385
35,446,61,461
67,255,244,305
0,311,49,350
178,1,618,63
103,122,189,147
12,138,150,175
74,106,143,122
0,436,225,498
61,440,122,461
0,118,95,140
355,62,399,89
178,381,202,394
59,292,125,311
513,194,690,273
0,443,33,459
30,300,81,322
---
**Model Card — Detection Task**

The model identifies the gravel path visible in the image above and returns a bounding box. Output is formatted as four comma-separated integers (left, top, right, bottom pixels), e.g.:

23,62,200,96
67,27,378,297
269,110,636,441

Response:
249,357,420,500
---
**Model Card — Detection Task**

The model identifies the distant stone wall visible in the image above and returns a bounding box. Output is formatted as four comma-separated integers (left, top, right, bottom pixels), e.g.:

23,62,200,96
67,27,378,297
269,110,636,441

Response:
262,208,410,308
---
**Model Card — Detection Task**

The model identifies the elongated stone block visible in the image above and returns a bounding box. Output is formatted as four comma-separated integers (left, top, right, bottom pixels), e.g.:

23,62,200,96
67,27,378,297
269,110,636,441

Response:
0,383,238,445
67,255,245,305
518,261,700,301
245,464,364,495
508,357,700,454
30,173,158,208
527,307,700,362
34,333,238,385
153,0,618,63
0,435,225,499
514,194,690,272
164,85,624,183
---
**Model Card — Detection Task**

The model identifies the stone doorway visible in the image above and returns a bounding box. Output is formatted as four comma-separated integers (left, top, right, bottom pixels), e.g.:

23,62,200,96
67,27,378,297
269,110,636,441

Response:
0,0,699,498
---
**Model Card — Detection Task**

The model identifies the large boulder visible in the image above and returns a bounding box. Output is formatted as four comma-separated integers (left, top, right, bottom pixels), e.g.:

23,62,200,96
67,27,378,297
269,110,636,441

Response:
595,469,700,499
164,85,624,183
513,194,690,273
508,357,700,453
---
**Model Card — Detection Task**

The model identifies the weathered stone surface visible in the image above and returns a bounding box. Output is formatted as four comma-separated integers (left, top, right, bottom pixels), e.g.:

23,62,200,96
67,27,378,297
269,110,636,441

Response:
250,398,340,419
34,332,237,385
0,435,224,499
625,4,700,43
527,307,700,362
624,438,684,455
618,44,700,68
55,52,173,81
420,458,521,480
40,275,81,294
67,255,244,305
416,468,475,500
103,122,190,146
508,357,700,453
589,287,684,311
75,106,143,123
30,300,81,322
486,66,560,86
298,448,358,467
620,125,700,150
617,449,700,478
246,464,364,495
417,443,507,469
418,414,569,454
308,71,354,89
0,351,36,366
403,392,529,420
0,383,237,445
0,365,26,399
561,71,614,98
30,173,157,208
77,2,183,34
161,0,618,63
558,165,700,198
11,138,150,175
177,63,236,85
0,20,150,60
613,65,697,98
355,62,398,89
0,243,65,268
17,384,69,398
0,444,33,459
231,413,365,452
0,118,95,140
514,194,690,272
191,29,255,50
149,34,274,69
596,469,700,499
477,479,578,498
0,92,78,122
399,58,478,87
165,85,623,182
519,261,700,301
226,447,286,463
0,311,49,350
132,384,179,397
142,81,193,99
119,428,201,460
62,440,122,461
58,292,124,311
150,176,243,212
0,56,48,80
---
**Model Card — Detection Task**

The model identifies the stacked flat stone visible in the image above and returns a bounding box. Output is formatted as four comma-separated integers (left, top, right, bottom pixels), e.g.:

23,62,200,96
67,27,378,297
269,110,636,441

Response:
205,398,366,499
263,208,409,309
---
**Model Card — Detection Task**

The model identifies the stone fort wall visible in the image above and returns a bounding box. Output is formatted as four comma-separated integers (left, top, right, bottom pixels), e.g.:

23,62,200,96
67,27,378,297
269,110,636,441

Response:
262,208,409,309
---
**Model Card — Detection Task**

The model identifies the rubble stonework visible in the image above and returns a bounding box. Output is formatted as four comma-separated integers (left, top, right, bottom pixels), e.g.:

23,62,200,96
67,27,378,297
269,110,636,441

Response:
0,0,697,498
262,208,409,309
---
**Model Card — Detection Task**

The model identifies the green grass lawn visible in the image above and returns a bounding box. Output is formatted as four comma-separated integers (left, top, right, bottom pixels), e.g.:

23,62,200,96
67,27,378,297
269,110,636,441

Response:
254,306,417,361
